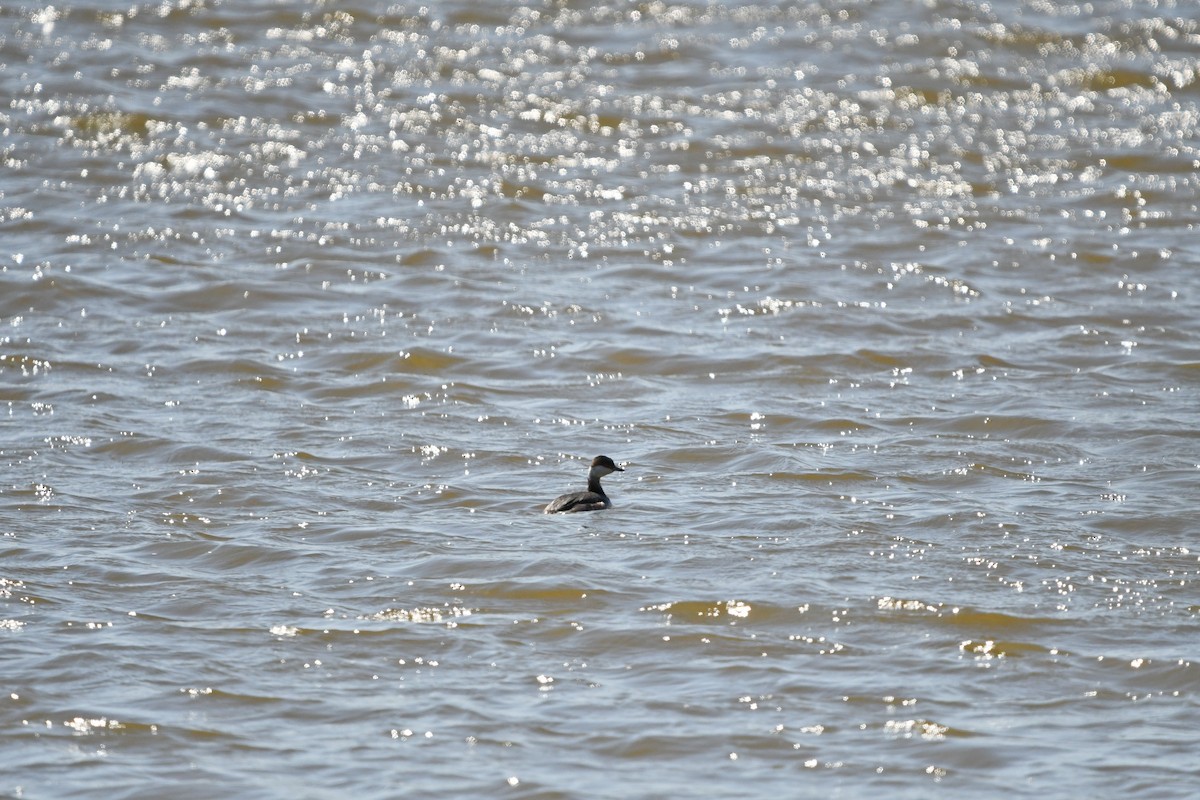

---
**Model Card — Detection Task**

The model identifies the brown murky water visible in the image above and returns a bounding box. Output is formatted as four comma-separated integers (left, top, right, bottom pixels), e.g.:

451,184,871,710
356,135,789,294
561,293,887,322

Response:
2,1,1198,797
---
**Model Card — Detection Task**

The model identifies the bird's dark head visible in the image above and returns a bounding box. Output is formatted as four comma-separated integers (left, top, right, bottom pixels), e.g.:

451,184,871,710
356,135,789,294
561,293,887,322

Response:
591,455,623,474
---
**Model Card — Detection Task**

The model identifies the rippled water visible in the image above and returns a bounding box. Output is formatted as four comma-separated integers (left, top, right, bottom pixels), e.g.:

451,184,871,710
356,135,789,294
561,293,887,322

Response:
2,1,1198,797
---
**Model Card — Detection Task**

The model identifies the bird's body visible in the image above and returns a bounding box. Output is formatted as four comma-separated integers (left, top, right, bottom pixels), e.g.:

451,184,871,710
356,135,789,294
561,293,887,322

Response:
543,455,624,514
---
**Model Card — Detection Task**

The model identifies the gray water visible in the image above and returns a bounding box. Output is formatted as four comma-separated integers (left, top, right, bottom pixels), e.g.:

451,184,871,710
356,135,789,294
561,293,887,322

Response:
2,1,1198,797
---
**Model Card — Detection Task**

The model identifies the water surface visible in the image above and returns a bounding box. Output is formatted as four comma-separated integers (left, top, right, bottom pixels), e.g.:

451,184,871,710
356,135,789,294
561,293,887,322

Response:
2,1,1198,797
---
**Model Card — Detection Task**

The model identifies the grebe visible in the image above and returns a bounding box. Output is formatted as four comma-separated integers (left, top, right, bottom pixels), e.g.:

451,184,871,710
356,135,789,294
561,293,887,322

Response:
543,455,624,513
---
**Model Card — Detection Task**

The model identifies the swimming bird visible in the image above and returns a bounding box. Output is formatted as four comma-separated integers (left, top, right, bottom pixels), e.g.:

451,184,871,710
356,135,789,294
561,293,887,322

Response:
543,455,624,514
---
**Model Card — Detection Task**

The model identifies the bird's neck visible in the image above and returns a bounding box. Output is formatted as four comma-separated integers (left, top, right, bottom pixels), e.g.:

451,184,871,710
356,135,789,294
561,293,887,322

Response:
587,470,607,495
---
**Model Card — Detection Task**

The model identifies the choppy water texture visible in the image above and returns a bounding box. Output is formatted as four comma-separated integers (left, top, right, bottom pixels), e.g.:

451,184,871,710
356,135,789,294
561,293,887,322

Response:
2,0,1199,797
